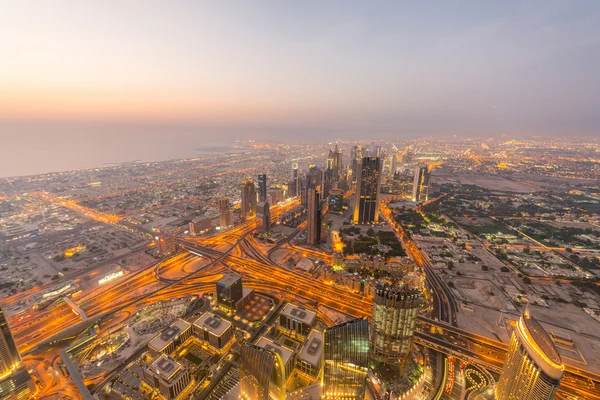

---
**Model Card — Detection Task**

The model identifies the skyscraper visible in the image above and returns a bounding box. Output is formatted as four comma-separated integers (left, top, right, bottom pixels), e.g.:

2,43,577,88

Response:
331,144,342,183
0,309,20,377
241,178,257,219
370,284,424,369
412,164,429,203
240,343,286,400
307,188,322,246
390,153,397,177
257,174,267,203
323,318,369,399
218,197,230,228
351,145,361,183
216,273,243,312
289,162,300,198
353,157,382,224
257,202,271,232
496,306,564,400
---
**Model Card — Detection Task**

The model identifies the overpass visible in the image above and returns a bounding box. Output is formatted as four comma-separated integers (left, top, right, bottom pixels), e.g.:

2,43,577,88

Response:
63,297,88,322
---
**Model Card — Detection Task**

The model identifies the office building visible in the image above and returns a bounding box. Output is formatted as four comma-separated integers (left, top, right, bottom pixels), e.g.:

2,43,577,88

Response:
143,355,192,400
156,234,176,256
496,306,564,400
216,273,243,312
278,303,317,338
218,197,231,228
0,369,35,400
241,179,257,219
148,319,192,357
255,336,295,379
0,309,20,378
192,312,234,352
353,157,382,224
323,318,369,399
370,284,424,369
412,164,429,203
328,188,344,213
257,202,271,232
296,330,323,378
390,153,398,177
307,164,324,196
307,188,322,246
188,217,211,235
240,343,286,400
257,174,267,203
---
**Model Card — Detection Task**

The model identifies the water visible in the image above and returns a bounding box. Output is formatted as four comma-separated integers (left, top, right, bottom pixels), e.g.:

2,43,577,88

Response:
0,131,243,178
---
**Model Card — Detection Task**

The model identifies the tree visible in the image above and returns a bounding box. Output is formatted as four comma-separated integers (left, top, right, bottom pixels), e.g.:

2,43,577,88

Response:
448,281,455,288
481,265,489,271
523,277,532,285
500,266,510,273
447,261,455,270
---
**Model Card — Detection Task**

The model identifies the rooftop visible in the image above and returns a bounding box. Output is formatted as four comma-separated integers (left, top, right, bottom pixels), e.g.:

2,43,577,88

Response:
297,330,323,367
148,319,191,353
193,312,231,337
148,354,184,382
280,303,316,326
255,336,294,367
522,313,562,365
217,273,242,287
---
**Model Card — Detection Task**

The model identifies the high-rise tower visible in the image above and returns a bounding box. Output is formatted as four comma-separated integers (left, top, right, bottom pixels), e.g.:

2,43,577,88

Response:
218,197,230,228
241,178,257,219
412,164,429,203
370,284,424,369
307,188,322,246
257,174,267,203
323,318,369,399
496,306,564,400
0,309,20,377
353,157,382,224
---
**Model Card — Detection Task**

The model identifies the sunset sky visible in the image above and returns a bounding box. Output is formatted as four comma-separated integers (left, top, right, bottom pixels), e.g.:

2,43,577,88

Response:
1,0,599,141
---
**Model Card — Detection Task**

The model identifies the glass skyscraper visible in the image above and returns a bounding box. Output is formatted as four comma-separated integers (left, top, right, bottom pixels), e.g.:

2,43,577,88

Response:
323,318,369,399
353,157,382,224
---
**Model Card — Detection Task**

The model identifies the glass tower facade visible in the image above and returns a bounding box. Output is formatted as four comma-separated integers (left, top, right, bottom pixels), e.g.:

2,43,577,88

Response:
0,309,20,377
240,343,286,400
353,157,382,224
323,318,369,399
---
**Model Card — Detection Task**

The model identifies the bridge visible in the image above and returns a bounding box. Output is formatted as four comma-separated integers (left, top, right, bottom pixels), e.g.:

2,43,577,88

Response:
63,297,88,322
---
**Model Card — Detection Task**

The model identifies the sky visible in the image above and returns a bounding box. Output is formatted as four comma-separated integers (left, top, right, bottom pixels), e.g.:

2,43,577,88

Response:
1,0,599,176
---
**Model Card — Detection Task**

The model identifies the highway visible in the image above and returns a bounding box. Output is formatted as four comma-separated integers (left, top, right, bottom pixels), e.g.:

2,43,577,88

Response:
9,193,600,399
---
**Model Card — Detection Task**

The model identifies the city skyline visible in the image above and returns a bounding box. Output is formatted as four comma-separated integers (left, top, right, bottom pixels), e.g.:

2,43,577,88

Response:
2,1,600,178
1,2,600,399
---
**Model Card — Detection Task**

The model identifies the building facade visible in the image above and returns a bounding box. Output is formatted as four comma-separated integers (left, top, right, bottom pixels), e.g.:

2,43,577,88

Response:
370,284,423,369
323,318,370,399
0,309,20,377
496,307,564,400
257,174,267,203
240,343,286,400
216,273,243,312
241,179,257,219
307,188,322,246
218,197,231,228
412,164,429,203
353,157,382,224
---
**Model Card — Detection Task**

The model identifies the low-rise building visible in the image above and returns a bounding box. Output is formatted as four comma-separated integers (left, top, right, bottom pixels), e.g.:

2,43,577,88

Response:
143,355,192,400
148,319,192,357
296,330,323,377
279,303,317,338
192,312,234,352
